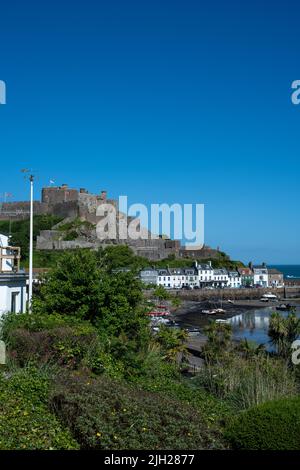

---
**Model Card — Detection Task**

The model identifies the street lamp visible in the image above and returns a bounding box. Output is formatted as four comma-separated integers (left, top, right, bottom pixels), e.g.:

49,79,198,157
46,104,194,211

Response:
21,169,34,312
29,174,34,312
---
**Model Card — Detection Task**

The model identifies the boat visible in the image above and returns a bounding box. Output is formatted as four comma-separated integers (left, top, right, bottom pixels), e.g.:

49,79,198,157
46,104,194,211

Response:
276,304,295,311
147,309,171,316
261,293,278,300
215,308,226,314
202,309,217,315
215,319,228,324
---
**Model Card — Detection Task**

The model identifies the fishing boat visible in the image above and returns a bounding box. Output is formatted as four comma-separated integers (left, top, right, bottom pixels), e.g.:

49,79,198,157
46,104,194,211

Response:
147,305,171,316
276,304,295,311
202,309,217,315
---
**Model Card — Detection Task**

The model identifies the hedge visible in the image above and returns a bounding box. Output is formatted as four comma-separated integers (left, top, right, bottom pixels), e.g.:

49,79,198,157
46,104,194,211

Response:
225,395,300,450
50,372,224,450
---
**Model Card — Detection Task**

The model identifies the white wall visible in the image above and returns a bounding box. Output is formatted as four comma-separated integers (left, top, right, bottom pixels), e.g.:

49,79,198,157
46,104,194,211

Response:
0,233,13,272
228,276,242,288
0,282,27,317
253,272,268,286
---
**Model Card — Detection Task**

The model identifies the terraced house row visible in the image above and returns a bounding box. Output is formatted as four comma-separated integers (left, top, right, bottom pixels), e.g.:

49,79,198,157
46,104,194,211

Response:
139,261,284,289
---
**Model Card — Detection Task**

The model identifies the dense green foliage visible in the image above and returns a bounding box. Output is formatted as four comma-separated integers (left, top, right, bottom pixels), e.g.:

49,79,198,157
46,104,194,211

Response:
225,396,300,450
0,215,62,261
50,372,223,450
0,367,78,450
31,250,150,377
0,247,298,450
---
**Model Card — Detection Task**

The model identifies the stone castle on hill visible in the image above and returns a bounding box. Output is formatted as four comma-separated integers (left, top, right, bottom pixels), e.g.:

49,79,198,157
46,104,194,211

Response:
0,184,221,261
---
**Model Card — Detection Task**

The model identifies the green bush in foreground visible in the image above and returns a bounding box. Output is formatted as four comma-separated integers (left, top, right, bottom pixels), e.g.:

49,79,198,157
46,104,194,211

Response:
225,396,300,450
0,367,78,450
50,372,224,450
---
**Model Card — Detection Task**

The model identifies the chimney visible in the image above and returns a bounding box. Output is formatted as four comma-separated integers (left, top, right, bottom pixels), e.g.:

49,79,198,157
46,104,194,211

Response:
100,190,107,201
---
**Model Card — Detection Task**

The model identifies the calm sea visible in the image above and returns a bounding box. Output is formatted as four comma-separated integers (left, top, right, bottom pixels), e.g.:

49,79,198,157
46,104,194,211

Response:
269,265,300,279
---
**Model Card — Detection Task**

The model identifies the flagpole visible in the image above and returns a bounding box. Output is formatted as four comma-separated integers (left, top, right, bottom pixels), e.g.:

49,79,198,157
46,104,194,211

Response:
28,175,34,312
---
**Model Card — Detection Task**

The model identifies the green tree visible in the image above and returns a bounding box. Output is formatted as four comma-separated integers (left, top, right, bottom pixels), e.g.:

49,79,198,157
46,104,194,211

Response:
155,325,188,362
32,250,150,365
153,285,170,303
202,321,233,361
5,215,62,261
237,339,265,359
171,296,182,310
96,245,148,273
268,312,300,360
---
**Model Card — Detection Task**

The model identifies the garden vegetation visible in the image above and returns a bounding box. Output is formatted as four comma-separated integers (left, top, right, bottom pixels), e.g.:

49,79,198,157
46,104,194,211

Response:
0,247,300,450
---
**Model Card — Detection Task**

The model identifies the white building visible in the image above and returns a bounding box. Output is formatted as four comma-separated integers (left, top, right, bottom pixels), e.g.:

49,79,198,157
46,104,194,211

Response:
195,261,214,287
182,268,198,288
253,264,268,287
227,270,242,288
156,267,198,289
0,233,27,317
212,269,229,288
157,268,181,289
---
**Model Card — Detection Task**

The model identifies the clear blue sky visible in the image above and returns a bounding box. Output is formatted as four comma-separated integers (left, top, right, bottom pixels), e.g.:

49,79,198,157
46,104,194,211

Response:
0,0,299,264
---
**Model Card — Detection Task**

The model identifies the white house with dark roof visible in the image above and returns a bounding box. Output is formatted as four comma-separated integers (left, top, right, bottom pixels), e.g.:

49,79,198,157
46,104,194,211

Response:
253,263,268,287
212,268,229,288
227,270,242,288
157,268,183,288
182,267,198,288
156,267,198,288
195,261,214,287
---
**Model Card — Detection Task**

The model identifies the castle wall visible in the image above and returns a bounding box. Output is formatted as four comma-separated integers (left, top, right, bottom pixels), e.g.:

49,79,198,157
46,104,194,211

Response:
2,185,185,260
0,201,49,220
42,186,78,204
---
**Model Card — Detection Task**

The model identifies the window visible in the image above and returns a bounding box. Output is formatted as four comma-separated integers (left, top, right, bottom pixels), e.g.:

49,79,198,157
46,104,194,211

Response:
11,292,19,313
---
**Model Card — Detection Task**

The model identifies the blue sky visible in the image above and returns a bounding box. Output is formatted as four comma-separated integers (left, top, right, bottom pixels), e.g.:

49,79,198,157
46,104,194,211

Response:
0,0,300,264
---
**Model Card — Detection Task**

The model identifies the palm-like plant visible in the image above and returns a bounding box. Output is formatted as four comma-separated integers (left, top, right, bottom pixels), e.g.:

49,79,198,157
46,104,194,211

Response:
202,321,233,361
237,338,265,359
268,312,300,359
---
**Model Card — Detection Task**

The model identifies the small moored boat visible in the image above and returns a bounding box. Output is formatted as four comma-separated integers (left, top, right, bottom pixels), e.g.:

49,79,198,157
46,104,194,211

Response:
276,304,295,311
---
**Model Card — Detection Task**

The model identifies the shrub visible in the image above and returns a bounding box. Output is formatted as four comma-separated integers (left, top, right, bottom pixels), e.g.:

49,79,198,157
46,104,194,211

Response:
50,372,223,450
63,230,78,241
1,312,87,340
225,396,300,450
196,354,297,410
1,312,100,369
9,325,98,367
1,312,126,376
0,367,78,450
